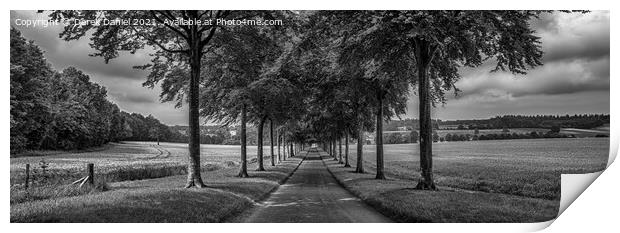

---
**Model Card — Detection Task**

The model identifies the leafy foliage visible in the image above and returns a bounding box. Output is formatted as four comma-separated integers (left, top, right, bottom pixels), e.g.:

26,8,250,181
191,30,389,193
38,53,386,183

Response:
10,28,173,153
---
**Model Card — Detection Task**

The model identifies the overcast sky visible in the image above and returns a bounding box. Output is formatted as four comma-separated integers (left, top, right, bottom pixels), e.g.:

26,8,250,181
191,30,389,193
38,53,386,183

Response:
10,11,610,125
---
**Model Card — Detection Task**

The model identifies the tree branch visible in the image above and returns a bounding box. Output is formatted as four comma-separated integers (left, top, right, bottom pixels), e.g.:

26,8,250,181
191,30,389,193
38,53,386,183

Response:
129,26,189,54
163,10,190,34
199,26,218,53
150,11,190,41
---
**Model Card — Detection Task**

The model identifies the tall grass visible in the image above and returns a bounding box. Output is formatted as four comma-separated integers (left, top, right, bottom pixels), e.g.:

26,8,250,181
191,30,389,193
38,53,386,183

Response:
10,163,229,204
11,181,109,204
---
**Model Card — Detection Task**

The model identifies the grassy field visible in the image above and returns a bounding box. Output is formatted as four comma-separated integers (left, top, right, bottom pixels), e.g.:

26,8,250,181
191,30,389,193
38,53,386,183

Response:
10,142,273,186
345,138,609,200
10,137,609,222
324,157,559,222
10,142,276,204
386,126,610,138
11,153,303,222
324,137,608,222
323,158,559,222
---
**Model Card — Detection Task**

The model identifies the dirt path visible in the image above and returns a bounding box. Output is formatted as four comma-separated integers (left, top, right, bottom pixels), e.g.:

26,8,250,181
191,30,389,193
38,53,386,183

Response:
243,149,391,223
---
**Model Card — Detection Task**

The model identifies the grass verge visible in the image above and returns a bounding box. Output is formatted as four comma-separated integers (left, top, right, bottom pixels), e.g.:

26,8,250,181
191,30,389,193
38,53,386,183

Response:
322,152,558,223
10,155,304,223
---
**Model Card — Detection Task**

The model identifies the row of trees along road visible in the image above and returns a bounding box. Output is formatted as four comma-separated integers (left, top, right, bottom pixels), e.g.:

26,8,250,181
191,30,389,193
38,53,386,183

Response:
51,10,549,190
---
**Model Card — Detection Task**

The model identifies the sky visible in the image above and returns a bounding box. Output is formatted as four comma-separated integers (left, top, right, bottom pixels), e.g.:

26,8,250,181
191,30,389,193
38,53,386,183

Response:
10,11,610,125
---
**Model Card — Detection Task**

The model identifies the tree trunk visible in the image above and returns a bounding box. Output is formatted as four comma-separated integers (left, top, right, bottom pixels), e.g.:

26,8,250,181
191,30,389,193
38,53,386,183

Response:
185,17,206,188
355,122,364,173
283,137,287,161
414,38,437,190
256,116,266,171
290,142,294,157
338,137,343,164
238,104,249,178
333,138,338,161
344,132,351,167
328,140,332,157
375,91,385,179
277,131,281,163
270,119,275,166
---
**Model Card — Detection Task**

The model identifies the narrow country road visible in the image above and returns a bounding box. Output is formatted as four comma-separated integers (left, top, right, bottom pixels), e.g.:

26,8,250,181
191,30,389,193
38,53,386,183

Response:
243,148,392,223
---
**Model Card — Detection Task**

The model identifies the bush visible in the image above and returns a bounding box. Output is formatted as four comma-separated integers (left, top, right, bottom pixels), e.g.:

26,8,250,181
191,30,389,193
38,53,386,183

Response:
410,131,419,143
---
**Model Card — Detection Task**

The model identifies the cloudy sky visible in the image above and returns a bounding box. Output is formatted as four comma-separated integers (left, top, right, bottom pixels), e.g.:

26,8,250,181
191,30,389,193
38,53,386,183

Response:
10,11,609,125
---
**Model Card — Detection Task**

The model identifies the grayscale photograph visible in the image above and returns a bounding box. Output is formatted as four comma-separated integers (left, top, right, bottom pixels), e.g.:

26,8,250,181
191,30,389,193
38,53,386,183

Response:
9,9,610,224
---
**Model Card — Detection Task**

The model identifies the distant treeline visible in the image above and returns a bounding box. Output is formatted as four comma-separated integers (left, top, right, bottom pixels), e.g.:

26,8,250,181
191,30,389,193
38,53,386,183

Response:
10,27,264,154
10,28,177,153
384,114,609,131
446,114,609,130
436,130,571,142
382,129,580,144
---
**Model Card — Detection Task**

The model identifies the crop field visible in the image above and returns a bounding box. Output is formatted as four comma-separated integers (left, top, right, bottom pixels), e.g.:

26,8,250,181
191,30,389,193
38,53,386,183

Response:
11,138,609,203
345,138,609,200
10,142,273,187
385,126,610,138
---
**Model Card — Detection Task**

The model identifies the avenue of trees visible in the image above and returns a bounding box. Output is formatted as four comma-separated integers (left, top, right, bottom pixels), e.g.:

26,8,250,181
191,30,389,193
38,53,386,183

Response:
26,10,561,190
297,11,547,189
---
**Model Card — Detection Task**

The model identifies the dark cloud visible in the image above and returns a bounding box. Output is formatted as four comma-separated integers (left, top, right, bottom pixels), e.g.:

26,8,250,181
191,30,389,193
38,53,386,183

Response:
533,11,610,63
530,12,562,33
454,57,609,99
10,10,152,80
10,11,609,123
10,10,188,125
402,11,609,120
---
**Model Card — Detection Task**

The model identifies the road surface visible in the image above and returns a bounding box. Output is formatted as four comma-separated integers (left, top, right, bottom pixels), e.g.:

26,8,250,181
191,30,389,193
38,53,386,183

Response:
243,149,391,223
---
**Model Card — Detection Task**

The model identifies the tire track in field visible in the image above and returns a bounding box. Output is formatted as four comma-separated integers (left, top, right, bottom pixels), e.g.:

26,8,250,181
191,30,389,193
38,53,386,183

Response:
139,144,171,160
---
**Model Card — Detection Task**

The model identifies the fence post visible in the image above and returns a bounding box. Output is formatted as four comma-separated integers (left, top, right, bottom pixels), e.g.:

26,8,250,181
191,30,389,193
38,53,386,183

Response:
87,163,94,185
25,164,30,190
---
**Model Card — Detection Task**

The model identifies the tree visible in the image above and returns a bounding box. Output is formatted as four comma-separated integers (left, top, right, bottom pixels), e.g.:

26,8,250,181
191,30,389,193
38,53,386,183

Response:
338,138,343,164
334,11,415,179
270,119,276,166
255,116,267,171
239,104,249,177
344,132,351,167
11,27,54,152
410,130,419,143
10,27,146,153
49,10,255,188
298,11,411,179
346,11,546,189
199,24,279,176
